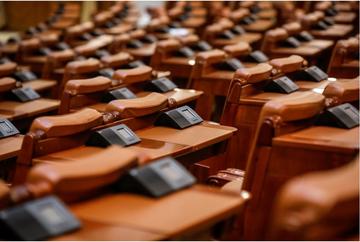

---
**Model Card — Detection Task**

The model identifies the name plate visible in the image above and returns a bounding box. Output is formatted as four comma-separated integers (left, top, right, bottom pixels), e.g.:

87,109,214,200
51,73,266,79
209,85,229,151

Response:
155,105,203,129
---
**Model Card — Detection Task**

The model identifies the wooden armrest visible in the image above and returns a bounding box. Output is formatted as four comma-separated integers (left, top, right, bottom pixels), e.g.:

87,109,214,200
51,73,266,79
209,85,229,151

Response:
234,63,273,83
101,52,132,68
262,91,325,122
65,58,101,74
270,55,306,73
30,108,103,137
0,77,17,92
271,158,359,240
282,22,302,36
0,62,17,77
224,42,252,57
106,92,168,118
48,49,76,62
112,65,153,84
27,146,138,195
323,76,360,104
265,28,288,42
157,39,182,52
196,49,227,65
65,76,112,95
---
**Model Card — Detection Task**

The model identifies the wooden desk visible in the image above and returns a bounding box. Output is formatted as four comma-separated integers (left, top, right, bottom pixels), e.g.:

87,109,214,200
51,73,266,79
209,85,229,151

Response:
67,185,245,240
0,135,23,161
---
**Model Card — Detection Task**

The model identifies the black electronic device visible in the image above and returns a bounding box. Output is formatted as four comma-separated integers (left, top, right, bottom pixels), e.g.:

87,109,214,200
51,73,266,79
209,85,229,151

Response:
95,49,111,58
264,76,299,94
192,41,212,51
55,42,70,50
102,87,137,102
323,17,335,26
127,60,145,68
13,70,37,82
155,26,170,33
244,50,269,63
296,31,314,42
314,21,330,30
155,105,203,129
281,37,301,48
0,119,19,138
37,47,52,56
240,16,255,25
104,21,115,29
291,66,328,82
218,30,235,39
80,33,92,41
10,87,40,102
142,34,157,43
126,39,143,49
175,47,195,58
145,77,177,93
98,68,114,78
317,103,359,129
232,25,246,35
86,124,141,147
114,157,196,197
0,196,81,241
216,58,244,71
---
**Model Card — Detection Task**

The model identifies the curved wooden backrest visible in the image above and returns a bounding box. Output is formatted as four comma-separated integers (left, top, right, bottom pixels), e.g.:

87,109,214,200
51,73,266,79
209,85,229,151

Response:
112,65,153,85
195,49,227,65
19,38,41,52
30,108,103,138
65,58,101,75
129,29,146,39
243,91,325,192
262,28,288,52
270,157,359,240
234,63,273,84
106,92,169,118
0,77,17,93
323,76,360,105
65,76,112,95
0,62,17,77
230,8,250,22
176,34,199,45
42,49,76,79
27,146,139,202
101,52,133,68
282,22,302,36
224,42,252,57
156,38,182,52
270,55,306,74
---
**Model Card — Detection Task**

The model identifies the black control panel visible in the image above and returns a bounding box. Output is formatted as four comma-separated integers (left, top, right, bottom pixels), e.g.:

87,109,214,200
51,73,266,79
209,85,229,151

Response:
142,34,157,44
0,119,19,138
102,87,137,102
0,196,81,241
13,70,37,82
155,105,203,129
175,47,195,58
37,47,52,56
245,50,269,63
232,25,246,35
55,42,70,51
191,41,212,51
218,30,235,39
11,87,40,102
145,77,177,93
80,33,92,41
314,21,330,30
291,66,328,82
317,103,359,129
114,157,196,197
98,68,114,79
323,17,335,26
127,39,144,49
127,60,146,68
296,31,314,42
216,58,244,71
264,76,299,94
281,37,301,48
95,49,111,58
240,16,255,25
86,124,141,147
